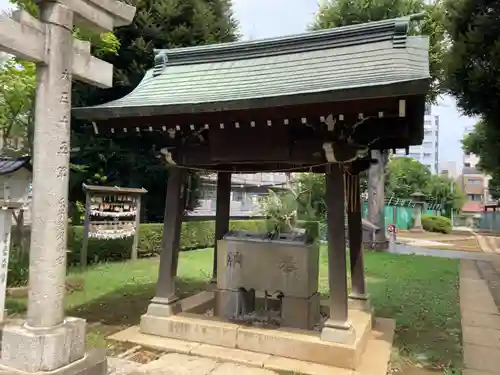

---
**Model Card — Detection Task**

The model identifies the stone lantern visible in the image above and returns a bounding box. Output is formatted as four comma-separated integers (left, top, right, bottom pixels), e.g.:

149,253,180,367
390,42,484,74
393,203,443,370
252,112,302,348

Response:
410,191,426,232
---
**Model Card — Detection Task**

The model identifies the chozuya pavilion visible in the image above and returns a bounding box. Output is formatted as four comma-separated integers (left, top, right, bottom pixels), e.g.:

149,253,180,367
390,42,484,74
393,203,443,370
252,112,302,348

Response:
73,16,429,373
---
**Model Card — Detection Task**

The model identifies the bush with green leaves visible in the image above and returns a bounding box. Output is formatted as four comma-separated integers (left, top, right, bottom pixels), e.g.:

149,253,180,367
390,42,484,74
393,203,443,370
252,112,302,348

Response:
68,220,267,266
421,214,452,234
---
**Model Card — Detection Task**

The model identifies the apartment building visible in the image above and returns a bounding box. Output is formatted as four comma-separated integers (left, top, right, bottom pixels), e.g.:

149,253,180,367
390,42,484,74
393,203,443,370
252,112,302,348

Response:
439,161,458,179
459,125,493,215
460,167,487,202
394,103,439,173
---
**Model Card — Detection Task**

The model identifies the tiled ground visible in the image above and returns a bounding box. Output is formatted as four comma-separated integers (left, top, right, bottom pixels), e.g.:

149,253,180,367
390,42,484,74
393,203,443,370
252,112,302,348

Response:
460,259,500,375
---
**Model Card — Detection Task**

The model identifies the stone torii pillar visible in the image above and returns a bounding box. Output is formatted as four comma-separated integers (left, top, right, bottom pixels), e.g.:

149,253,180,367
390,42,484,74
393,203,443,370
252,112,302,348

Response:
0,1,135,374
368,149,389,250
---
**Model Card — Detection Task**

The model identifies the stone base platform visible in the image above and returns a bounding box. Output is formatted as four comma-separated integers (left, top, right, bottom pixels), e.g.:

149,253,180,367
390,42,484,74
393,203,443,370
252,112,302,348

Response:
138,291,378,370
0,349,107,375
110,318,395,375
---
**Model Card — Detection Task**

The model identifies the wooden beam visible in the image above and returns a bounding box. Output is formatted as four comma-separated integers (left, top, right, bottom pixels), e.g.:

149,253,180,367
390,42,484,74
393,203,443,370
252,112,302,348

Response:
213,172,231,282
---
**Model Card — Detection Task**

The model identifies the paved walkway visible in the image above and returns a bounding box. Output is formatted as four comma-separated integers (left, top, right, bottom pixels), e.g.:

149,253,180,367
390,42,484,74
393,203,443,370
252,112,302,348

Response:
109,355,279,375
476,233,500,254
391,244,499,261
460,259,500,375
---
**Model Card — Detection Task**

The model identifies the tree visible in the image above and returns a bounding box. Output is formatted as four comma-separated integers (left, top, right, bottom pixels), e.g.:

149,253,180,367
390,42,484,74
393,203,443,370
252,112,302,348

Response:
0,59,35,155
462,120,500,202
462,120,500,173
70,0,239,221
385,157,464,212
426,174,464,210
444,0,500,119
292,171,368,221
488,174,500,201
385,157,431,198
312,0,447,102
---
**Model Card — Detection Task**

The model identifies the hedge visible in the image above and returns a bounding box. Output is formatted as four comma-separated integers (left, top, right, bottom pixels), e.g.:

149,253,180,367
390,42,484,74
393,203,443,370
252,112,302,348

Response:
421,214,452,234
68,220,267,265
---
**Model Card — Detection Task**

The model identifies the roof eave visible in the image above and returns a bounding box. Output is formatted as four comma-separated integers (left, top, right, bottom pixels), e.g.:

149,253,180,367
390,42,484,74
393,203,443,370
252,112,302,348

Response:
72,78,430,122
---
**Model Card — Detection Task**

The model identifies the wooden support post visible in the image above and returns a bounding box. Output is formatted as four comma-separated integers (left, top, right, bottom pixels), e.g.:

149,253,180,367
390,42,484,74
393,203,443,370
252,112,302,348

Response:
147,168,184,316
81,191,91,267
321,164,355,344
171,172,187,278
131,194,142,261
346,172,369,307
212,172,231,282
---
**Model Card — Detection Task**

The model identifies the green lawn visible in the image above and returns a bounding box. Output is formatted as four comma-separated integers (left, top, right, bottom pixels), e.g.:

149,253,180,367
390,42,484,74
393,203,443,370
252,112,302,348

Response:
6,247,461,371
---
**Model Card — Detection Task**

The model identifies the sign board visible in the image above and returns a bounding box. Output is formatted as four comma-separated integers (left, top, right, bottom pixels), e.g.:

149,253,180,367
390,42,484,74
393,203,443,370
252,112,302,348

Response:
81,184,147,266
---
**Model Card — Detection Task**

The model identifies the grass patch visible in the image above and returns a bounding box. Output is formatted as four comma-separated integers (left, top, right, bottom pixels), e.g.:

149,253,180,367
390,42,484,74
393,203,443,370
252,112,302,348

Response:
6,247,461,371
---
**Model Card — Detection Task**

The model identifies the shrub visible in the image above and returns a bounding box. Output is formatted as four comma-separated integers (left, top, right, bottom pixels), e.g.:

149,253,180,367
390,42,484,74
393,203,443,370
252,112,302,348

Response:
297,220,320,243
8,250,30,287
421,214,452,234
68,219,266,266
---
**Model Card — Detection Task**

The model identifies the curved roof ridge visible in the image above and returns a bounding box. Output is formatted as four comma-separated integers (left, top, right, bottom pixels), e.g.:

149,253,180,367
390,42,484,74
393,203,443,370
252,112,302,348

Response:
153,15,419,69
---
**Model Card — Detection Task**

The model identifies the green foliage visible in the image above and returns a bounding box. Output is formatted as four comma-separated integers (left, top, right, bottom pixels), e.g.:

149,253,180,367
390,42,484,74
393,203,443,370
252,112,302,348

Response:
312,0,447,102
426,174,465,210
386,157,432,198
385,157,464,211
68,220,266,266
7,250,30,287
421,214,452,234
462,120,500,201
293,173,326,220
0,59,36,155
444,0,500,118
446,0,500,183
385,157,464,208
488,174,500,201
292,172,367,221
296,220,320,243
258,190,298,237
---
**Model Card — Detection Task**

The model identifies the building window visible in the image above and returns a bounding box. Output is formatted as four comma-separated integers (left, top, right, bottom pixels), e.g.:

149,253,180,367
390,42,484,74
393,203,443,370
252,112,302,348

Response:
468,194,483,202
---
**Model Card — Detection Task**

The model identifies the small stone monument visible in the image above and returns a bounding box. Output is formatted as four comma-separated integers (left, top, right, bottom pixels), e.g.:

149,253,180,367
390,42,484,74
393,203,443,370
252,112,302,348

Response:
0,157,31,322
410,191,426,232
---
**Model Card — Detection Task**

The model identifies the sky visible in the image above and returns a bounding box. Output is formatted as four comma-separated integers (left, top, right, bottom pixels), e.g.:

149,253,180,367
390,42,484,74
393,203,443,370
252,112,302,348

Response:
0,0,476,171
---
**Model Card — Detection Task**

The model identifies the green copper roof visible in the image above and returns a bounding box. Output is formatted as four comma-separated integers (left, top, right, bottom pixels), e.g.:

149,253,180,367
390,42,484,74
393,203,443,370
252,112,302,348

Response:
73,16,430,120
